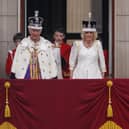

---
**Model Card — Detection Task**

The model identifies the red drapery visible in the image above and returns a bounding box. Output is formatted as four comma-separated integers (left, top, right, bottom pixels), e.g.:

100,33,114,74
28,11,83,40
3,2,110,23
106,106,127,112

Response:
0,79,129,129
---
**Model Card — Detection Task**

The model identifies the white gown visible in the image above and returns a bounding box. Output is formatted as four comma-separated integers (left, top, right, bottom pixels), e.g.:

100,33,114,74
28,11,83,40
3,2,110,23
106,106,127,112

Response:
69,40,106,79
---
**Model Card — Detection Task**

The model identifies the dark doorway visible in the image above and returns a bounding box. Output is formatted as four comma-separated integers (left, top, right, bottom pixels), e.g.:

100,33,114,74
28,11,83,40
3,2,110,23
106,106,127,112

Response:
89,0,109,50
102,0,109,50
27,0,66,40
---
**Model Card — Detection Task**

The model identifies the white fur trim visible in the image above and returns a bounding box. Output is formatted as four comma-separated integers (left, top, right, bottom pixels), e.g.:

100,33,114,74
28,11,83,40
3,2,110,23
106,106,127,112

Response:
82,28,96,32
28,26,42,30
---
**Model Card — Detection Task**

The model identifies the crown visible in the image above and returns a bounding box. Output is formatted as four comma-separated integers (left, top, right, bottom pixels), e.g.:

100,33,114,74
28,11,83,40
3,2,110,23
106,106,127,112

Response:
28,10,43,30
82,12,96,32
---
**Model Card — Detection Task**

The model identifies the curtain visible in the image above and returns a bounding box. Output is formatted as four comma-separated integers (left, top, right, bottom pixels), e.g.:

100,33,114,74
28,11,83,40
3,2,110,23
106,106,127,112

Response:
0,79,129,129
27,0,66,40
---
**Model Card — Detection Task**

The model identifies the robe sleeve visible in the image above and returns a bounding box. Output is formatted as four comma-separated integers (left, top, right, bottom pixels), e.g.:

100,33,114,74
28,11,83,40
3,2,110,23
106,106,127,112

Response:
69,41,80,71
97,40,107,72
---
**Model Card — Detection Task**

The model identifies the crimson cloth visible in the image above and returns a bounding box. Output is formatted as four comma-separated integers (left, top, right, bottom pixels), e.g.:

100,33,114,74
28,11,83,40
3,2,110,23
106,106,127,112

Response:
60,42,71,78
5,49,16,75
0,79,129,129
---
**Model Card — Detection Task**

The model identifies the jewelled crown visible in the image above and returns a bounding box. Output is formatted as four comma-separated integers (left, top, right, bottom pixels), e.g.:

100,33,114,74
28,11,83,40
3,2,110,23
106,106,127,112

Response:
28,10,43,30
82,12,96,32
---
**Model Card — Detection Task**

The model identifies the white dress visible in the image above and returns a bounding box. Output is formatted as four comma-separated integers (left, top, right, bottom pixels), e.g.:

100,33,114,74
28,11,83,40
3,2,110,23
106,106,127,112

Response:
69,40,106,79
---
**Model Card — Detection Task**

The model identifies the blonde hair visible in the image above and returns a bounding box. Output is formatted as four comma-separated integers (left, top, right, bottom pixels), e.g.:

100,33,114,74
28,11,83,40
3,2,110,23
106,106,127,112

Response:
81,31,98,41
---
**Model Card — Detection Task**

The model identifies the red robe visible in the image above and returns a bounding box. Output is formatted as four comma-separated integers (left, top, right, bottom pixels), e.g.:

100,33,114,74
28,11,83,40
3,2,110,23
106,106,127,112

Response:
60,42,71,78
5,49,16,75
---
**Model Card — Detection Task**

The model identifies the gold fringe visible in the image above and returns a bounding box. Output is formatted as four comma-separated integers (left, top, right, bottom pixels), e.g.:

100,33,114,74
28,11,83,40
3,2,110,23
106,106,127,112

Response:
4,104,11,118
0,121,17,129
107,104,113,118
99,120,122,129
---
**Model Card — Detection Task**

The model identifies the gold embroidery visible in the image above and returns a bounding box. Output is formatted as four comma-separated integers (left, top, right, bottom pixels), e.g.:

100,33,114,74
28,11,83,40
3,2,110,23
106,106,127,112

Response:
30,48,41,79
